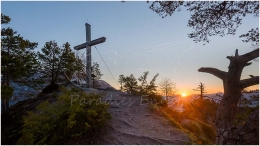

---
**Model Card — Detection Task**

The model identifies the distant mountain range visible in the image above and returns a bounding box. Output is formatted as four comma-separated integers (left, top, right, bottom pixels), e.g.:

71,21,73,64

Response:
191,91,259,107
168,91,258,112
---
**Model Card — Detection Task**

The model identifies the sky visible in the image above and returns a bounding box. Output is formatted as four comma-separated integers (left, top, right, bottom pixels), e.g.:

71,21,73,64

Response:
1,1,259,95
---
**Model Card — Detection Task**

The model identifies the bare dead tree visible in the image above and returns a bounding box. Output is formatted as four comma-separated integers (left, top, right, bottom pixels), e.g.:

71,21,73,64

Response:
193,82,207,99
198,48,259,144
159,78,176,98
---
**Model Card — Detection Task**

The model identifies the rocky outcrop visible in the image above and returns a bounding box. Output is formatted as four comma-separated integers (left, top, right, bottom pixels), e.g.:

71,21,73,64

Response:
97,92,191,145
225,109,259,145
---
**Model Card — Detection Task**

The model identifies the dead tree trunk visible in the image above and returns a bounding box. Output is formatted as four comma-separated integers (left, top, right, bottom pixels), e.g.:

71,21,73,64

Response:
198,49,259,145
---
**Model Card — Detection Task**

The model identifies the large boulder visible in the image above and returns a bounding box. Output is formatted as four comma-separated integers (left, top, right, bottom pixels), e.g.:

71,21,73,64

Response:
42,84,59,94
226,109,259,144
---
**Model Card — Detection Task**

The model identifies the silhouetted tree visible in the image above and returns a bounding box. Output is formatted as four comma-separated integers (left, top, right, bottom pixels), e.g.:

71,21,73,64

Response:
122,74,138,94
38,41,64,85
1,14,39,111
138,71,149,94
240,28,259,61
60,42,76,84
119,72,159,95
198,49,259,144
193,82,207,99
145,72,159,95
118,74,125,91
91,62,103,88
138,71,159,95
159,78,175,98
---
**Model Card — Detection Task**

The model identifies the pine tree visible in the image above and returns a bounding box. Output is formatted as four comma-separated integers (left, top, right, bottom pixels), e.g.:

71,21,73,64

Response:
91,62,103,88
1,14,39,111
146,73,159,95
74,53,86,85
59,42,76,84
123,74,138,94
137,71,159,95
37,41,63,85
138,71,149,95
119,72,159,95
118,74,125,91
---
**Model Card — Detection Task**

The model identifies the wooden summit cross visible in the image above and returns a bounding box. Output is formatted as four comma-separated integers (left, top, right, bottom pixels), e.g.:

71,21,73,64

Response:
74,23,106,88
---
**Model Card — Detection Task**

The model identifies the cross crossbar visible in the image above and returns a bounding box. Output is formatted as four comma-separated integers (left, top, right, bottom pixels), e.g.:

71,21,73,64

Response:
74,37,106,50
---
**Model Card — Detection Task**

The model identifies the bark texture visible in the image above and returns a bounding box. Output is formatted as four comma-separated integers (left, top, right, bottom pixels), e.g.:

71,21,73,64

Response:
198,49,259,144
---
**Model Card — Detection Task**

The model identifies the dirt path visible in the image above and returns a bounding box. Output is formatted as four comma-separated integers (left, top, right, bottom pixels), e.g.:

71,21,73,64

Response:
97,91,191,145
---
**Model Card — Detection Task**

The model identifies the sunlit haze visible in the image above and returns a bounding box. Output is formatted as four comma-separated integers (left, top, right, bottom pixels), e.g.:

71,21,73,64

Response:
181,93,187,97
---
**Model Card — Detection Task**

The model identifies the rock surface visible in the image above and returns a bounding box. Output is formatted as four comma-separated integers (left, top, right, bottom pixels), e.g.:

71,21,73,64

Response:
226,109,259,145
97,91,191,145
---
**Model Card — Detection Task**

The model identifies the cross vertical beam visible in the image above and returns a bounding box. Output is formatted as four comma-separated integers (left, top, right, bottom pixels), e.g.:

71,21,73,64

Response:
86,23,91,88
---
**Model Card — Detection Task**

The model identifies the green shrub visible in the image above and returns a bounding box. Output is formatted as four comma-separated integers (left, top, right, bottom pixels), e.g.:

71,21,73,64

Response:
71,86,82,92
194,119,216,142
181,118,216,144
161,106,216,144
161,110,183,129
17,87,110,144
182,121,200,133
163,107,183,122
185,98,217,124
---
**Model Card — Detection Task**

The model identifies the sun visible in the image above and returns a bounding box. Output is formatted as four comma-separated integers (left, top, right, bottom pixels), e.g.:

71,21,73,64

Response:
181,93,187,97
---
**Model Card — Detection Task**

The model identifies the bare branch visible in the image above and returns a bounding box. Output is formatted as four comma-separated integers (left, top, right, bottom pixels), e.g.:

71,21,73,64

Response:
226,49,259,64
240,76,259,89
240,48,259,62
235,49,238,57
226,56,232,60
198,67,227,80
